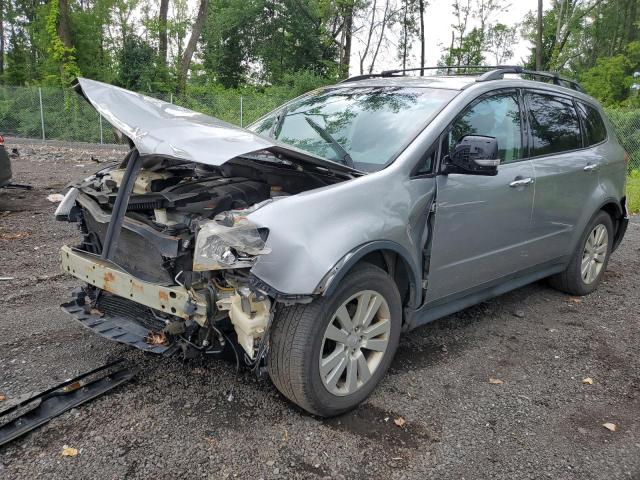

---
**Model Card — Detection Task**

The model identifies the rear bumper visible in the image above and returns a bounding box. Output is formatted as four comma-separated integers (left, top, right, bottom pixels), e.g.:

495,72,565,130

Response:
60,245,207,324
612,215,629,252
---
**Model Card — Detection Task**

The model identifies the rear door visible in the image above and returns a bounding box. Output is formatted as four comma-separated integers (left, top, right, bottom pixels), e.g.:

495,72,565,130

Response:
424,89,536,304
524,91,601,264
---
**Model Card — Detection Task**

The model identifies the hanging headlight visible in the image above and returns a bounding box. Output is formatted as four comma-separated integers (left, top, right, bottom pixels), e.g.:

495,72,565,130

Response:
192,218,270,271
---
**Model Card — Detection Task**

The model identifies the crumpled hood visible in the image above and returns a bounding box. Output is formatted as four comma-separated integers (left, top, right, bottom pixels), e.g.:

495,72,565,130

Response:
73,77,357,174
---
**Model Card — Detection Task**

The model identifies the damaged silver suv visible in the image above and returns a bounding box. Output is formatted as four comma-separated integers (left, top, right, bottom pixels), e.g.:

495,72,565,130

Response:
57,67,628,416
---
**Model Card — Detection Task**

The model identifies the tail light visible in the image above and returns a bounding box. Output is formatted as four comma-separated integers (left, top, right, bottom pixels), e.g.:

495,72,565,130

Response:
0,135,4,146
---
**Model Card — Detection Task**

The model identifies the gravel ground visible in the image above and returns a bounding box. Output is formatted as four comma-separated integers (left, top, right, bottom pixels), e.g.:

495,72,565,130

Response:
1,141,639,480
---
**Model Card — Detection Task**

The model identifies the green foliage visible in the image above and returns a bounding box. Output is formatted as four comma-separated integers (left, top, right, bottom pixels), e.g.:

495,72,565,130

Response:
581,42,640,106
117,35,158,92
627,173,640,214
45,0,81,85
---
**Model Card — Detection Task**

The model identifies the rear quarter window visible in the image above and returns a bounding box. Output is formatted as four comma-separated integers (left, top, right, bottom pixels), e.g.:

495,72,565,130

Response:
526,92,582,156
577,102,607,146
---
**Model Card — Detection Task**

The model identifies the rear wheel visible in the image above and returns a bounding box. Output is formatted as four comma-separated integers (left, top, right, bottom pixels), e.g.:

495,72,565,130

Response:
268,264,402,417
548,210,613,296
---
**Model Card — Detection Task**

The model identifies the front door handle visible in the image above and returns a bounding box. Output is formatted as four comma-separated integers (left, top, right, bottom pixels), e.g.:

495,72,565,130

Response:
509,177,534,188
584,163,599,172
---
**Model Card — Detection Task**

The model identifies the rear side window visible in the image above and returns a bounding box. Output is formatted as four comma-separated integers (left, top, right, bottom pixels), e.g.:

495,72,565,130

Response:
526,92,582,156
577,102,607,146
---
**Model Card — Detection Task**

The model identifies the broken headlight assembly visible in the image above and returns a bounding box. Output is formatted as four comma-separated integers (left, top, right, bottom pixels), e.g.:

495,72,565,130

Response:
192,218,270,271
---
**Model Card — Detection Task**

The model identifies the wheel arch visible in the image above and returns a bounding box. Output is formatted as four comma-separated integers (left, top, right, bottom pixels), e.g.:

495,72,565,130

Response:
598,197,627,252
317,241,422,323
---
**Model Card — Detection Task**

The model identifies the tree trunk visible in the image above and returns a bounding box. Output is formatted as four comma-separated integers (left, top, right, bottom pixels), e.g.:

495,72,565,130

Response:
359,0,376,75
340,4,353,78
58,0,73,49
159,0,169,64
448,30,454,73
402,4,408,71
536,0,543,70
419,0,425,75
178,0,208,92
369,0,390,73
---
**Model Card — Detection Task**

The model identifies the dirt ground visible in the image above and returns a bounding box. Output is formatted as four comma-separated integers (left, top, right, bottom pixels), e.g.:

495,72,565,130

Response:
1,140,639,480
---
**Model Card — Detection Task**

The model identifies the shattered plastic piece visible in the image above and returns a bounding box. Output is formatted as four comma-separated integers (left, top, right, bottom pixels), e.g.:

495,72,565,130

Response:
602,422,617,432
394,417,406,427
62,446,79,457
0,394,5,402
582,377,593,385
46,193,65,203
488,378,504,384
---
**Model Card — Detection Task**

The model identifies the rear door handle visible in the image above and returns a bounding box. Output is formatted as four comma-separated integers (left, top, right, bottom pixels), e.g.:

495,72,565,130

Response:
584,164,599,172
509,177,534,188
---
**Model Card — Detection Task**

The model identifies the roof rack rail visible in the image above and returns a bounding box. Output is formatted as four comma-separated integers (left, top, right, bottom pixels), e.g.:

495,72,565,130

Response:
339,65,583,92
477,66,583,92
340,65,512,83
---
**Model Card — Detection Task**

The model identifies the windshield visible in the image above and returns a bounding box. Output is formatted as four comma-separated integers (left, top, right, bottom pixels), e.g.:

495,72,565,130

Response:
248,86,457,172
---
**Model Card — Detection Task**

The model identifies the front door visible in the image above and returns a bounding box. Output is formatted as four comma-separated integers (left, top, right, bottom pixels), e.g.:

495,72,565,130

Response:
424,89,536,304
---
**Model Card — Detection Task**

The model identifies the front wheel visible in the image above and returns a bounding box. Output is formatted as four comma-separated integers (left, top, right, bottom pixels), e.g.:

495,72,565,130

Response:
268,264,402,417
548,210,613,296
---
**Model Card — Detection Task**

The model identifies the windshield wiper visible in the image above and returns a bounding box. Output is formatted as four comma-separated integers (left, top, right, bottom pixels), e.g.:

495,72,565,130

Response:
269,106,288,139
304,116,355,169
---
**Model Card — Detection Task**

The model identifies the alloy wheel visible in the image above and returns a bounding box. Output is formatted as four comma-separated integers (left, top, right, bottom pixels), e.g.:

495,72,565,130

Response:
581,223,608,284
319,290,391,396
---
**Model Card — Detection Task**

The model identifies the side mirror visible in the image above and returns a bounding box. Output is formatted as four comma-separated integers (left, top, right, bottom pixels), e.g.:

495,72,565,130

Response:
443,135,500,176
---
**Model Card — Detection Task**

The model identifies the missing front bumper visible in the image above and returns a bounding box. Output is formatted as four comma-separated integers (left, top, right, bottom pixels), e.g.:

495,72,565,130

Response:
60,245,207,324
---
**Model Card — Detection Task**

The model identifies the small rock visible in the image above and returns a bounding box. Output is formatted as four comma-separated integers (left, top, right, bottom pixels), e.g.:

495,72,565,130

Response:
513,310,525,318
265,460,275,467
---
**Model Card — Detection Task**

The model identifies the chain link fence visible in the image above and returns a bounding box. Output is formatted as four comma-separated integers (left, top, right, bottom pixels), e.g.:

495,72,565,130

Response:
0,85,639,172
0,85,289,145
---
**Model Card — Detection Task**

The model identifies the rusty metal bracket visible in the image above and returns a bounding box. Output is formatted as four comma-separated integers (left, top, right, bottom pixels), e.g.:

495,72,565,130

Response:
60,245,207,324
0,359,134,447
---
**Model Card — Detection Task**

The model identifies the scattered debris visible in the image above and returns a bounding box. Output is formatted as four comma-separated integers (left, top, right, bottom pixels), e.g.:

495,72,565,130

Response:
10,148,19,158
0,232,30,240
0,359,134,447
602,422,617,432
0,394,5,402
46,193,65,203
62,382,82,393
569,297,582,303
393,416,406,427
0,277,14,281
61,446,78,457
265,460,275,467
582,377,594,385
488,378,504,385
145,331,167,346
89,308,105,317
513,310,525,318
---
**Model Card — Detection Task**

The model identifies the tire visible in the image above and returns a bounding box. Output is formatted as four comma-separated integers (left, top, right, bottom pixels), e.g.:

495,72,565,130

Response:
268,263,402,417
548,210,614,296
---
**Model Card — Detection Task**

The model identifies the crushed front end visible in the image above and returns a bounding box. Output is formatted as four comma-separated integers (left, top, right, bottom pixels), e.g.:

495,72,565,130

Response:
57,148,342,364
57,77,355,367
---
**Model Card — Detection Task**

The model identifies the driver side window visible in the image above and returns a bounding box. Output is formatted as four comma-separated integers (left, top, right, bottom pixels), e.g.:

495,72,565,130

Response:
445,91,523,164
